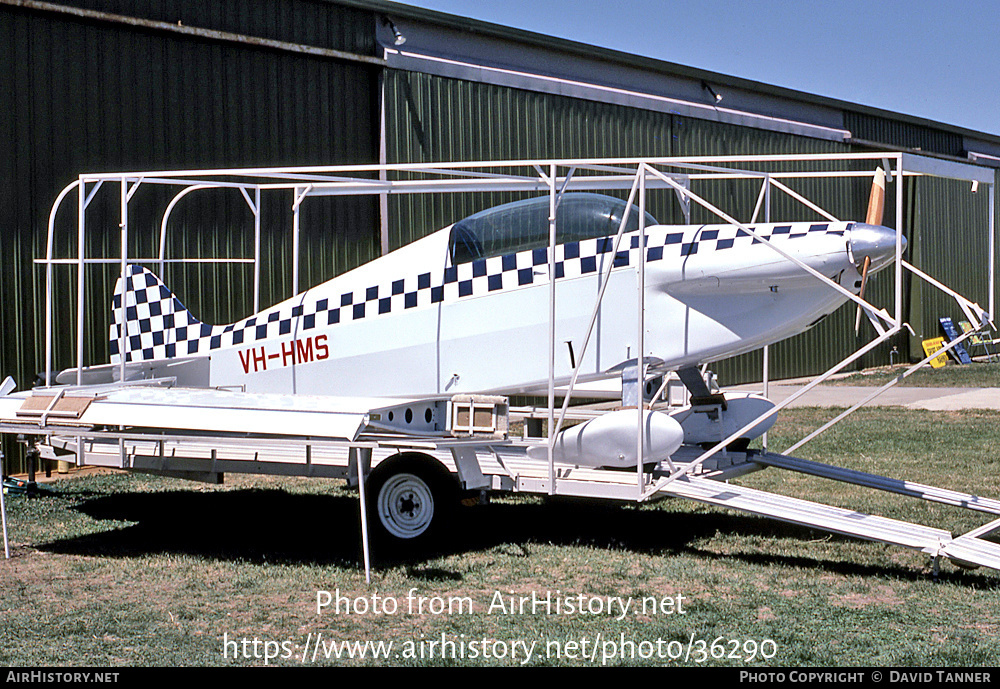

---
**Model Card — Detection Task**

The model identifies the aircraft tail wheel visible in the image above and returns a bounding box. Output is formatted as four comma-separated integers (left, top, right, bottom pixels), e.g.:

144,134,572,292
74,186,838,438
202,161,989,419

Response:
367,454,456,549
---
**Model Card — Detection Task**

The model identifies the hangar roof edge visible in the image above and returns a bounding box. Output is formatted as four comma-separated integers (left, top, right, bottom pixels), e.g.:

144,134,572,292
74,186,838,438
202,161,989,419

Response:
341,0,1000,154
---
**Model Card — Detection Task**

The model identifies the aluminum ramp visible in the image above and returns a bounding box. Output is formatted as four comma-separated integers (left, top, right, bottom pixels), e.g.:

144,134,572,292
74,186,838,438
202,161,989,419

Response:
659,474,1000,571
753,452,1000,516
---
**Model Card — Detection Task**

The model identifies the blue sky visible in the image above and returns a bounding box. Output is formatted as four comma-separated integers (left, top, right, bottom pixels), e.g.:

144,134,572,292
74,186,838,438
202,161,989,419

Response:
388,0,1000,138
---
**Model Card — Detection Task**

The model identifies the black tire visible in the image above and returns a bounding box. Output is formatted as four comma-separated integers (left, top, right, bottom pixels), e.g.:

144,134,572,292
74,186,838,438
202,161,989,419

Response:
365,453,457,550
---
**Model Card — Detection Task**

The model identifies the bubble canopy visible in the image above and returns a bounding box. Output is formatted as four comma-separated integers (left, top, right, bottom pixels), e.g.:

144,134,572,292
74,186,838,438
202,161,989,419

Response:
448,193,658,264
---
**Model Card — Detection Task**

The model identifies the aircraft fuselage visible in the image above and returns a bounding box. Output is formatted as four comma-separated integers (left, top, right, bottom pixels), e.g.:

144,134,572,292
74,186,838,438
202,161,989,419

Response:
110,202,898,398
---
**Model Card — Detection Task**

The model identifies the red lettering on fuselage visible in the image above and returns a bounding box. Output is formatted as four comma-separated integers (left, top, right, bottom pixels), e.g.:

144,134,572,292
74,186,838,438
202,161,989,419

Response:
237,334,329,374
295,337,313,363
253,348,267,372
281,340,296,366
237,346,269,373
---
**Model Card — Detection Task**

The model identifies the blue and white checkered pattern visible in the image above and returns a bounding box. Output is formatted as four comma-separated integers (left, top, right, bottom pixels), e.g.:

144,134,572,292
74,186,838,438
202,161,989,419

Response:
110,221,849,363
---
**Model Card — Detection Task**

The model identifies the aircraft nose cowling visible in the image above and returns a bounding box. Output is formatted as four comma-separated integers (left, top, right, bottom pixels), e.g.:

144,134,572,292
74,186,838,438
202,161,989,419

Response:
849,223,906,274
525,409,684,469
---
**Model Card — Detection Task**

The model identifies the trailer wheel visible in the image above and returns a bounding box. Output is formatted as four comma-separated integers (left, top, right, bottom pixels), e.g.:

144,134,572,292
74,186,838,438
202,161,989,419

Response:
367,454,456,547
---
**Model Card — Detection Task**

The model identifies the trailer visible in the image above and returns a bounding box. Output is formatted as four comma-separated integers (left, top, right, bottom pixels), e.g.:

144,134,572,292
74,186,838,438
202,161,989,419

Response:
2,153,999,581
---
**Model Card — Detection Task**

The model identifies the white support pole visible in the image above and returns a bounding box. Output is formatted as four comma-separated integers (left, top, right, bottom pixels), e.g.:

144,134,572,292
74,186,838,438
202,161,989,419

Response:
291,185,313,297
765,174,772,224
160,184,221,278
1,451,9,559
550,173,642,442
990,180,995,322
236,185,263,313
762,344,770,452
352,447,373,584
119,177,129,384
254,187,262,314
378,71,390,257
895,155,904,326
126,178,143,202
636,165,647,494
292,187,301,297
45,180,81,386
646,324,901,498
76,179,87,385
750,174,770,224
547,164,557,495
784,325,983,455
762,177,771,451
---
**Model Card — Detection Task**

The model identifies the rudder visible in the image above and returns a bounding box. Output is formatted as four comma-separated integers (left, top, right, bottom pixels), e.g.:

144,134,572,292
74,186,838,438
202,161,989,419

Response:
110,265,212,363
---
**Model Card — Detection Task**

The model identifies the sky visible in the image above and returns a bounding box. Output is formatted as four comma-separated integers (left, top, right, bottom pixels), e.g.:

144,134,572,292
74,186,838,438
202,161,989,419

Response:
387,0,1000,138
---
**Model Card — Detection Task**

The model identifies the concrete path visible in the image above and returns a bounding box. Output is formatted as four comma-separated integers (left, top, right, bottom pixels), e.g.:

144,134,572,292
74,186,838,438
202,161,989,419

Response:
726,383,1000,410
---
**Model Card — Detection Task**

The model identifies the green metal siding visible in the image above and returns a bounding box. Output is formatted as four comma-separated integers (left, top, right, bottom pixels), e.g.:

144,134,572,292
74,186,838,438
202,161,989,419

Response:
0,2,380,472
384,70,676,250
905,175,994,356
40,0,379,57
844,111,964,158
385,73,906,386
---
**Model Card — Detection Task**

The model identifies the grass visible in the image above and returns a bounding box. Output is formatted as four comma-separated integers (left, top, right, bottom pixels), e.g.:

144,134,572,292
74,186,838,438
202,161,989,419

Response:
827,360,1000,388
3,408,1000,667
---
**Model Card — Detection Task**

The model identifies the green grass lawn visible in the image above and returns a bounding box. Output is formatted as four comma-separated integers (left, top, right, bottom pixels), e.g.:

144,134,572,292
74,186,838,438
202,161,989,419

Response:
828,360,1000,388
2,407,1000,667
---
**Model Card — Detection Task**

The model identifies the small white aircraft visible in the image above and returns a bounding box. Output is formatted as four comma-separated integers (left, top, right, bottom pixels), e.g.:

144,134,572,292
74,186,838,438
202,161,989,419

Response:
74,170,899,469
15,160,1000,578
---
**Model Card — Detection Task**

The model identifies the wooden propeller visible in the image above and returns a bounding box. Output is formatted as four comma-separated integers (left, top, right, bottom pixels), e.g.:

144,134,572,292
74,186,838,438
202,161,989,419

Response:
855,167,886,334
866,166,886,226
854,255,871,334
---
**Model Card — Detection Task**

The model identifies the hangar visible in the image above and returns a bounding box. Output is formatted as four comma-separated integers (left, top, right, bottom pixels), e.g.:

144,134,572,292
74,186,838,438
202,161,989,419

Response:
1,0,998,474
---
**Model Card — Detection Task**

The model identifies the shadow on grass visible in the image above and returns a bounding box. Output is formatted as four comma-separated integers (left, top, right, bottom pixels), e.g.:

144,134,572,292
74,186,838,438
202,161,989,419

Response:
37,487,1000,586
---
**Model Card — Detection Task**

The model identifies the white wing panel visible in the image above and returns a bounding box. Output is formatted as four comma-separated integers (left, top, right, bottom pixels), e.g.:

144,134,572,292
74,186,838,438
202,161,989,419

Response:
0,388,425,440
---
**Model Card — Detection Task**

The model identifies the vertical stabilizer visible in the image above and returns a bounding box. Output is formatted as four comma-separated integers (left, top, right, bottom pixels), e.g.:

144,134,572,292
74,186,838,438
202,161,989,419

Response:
110,265,211,363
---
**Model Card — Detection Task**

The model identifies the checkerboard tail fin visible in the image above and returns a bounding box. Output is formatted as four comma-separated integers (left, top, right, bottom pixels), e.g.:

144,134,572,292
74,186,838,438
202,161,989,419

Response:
109,264,205,364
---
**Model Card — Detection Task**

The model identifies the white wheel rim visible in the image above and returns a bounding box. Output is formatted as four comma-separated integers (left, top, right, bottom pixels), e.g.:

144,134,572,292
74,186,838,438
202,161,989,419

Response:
377,473,435,539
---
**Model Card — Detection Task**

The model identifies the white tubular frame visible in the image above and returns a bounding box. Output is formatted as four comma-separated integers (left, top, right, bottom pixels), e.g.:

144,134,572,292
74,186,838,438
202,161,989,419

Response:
36,153,997,501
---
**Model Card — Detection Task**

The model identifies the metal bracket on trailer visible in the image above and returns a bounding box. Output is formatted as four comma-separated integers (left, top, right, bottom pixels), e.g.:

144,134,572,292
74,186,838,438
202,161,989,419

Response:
450,445,490,490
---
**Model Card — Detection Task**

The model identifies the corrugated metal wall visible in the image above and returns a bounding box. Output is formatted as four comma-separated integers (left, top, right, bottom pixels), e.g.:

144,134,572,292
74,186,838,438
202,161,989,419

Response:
53,0,377,54
906,175,995,356
0,0,381,471
383,70,677,249
845,111,965,157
